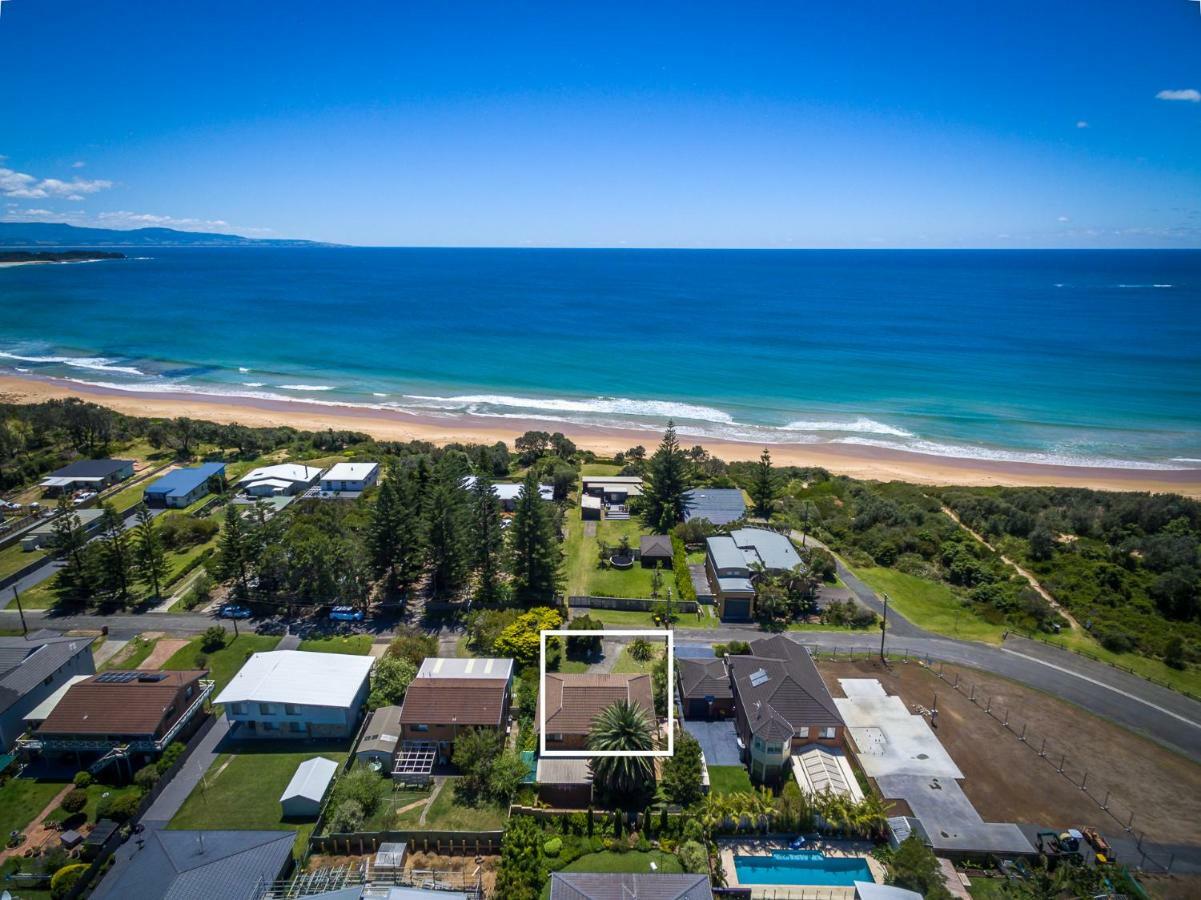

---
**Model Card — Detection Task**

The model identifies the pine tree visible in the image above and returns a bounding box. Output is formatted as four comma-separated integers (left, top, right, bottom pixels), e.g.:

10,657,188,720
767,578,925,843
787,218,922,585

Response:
368,461,425,594
96,503,133,605
640,420,693,534
508,470,562,604
217,504,253,600
750,448,777,519
424,456,470,596
133,504,169,599
493,815,545,900
50,498,92,606
469,473,504,602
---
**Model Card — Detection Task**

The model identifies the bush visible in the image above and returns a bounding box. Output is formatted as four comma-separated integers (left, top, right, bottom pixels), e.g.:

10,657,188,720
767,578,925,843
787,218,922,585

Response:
50,863,89,900
330,765,387,818
677,840,708,874
59,788,88,815
543,837,562,857
156,742,184,776
72,771,93,788
96,792,141,823
200,626,227,653
134,764,160,791
714,641,751,657
328,799,364,834
181,574,213,611
629,638,654,661
1100,629,1135,654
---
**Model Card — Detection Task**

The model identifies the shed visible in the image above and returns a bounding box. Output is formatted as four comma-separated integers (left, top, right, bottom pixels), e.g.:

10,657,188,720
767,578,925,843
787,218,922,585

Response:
375,841,407,870
357,705,403,769
581,494,602,521
279,756,338,818
639,534,674,568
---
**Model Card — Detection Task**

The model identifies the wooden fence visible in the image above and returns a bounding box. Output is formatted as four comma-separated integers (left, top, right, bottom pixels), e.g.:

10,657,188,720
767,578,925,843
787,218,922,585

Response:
309,830,504,856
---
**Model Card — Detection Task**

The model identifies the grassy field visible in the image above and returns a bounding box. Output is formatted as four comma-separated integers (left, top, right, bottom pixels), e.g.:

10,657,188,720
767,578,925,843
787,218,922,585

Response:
169,742,349,855
564,516,662,599
855,567,1007,644
580,607,720,631
0,542,46,580
393,776,508,830
610,643,665,674
162,633,281,693
578,463,623,476
297,634,375,655
707,765,753,795
1031,625,1201,697
0,777,64,838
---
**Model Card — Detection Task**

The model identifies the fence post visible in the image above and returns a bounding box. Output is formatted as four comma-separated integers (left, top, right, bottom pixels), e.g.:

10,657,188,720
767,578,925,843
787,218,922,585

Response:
1080,771,1088,792
969,685,975,703
1038,737,1047,757
1102,790,1109,811
1057,753,1065,774
1126,812,1135,833
1018,723,1026,742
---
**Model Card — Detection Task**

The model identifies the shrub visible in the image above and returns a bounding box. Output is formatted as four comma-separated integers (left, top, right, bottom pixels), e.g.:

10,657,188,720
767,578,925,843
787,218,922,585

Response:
629,638,654,661
330,765,387,817
134,764,160,791
181,574,213,611
200,626,227,653
156,743,184,776
50,863,89,900
543,837,562,857
678,840,708,874
328,799,364,834
1100,629,1135,654
636,836,651,852
72,771,93,788
96,793,141,823
59,788,88,815
714,641,751,657
682,818,704,842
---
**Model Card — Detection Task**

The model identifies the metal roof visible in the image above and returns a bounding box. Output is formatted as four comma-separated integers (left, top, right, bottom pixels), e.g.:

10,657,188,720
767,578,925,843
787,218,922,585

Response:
215,650,373,708
0,633,94,715
536,756,593,785
730,528,802,571
23,674,89,722
550,873,713,900
237,464,321,486
280,756,338,803
45,459,133,479
683,488,747,525
415,657,514,680
358,705,403,754
706,535,747,572
143,463,226,499
321,462,378,482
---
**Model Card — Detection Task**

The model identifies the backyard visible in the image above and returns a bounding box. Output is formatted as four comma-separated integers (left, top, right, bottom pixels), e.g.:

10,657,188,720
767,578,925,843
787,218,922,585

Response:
541,850,684,897
706,765,753,796
393,776,509,831
162,632,281,693
564,516,663,599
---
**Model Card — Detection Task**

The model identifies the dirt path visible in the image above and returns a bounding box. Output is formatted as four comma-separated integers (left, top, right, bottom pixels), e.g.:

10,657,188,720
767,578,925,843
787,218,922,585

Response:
419,777,446,826
938,504,1082,630
139,637,190,669
0,784,74,863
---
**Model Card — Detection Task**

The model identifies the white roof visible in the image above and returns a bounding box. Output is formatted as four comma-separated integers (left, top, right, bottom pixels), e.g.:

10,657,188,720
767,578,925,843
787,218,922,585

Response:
854,883,922,900
280,756,338,803
24,675,89,723
581,495,602,509
322,462,378,481
237,464,321,486
415,657,514,680
243,478,294,491
462,476,552,502
215,650,373,708
792,745,864,802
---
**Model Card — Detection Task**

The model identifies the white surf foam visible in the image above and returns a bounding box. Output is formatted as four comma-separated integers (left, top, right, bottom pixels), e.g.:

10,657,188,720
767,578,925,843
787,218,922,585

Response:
238,367,251,373
278,383,336,392
242,382,265,387
0,350,146,377
780,416,915,438
403,392,735,423
832,436,1180,471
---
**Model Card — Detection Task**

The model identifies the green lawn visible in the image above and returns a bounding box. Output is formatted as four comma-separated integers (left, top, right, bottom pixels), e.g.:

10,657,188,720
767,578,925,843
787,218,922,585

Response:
45,783,142,826
855,567,1007,644
550,850,683,877
0,777,65,838
0,543,46,580
578,463,623,476
102,635,159,670
707,765,753,795
611,643,665,674
565,517,663,599
581,607,720,631
394,777,508,831
162,633,281,693
169,742,349,855
297,634,374,655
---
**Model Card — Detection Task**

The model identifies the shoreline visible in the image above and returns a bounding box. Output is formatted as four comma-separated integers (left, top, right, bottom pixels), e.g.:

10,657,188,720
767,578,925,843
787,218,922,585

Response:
2,373,1199,496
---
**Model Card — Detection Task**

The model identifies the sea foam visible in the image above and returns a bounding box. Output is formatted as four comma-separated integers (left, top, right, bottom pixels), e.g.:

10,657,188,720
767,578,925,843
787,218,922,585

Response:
403,392,735,423
0,350,146,377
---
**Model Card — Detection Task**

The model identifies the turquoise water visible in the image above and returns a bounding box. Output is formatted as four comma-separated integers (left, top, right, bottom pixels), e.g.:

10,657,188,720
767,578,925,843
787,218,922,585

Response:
734,850,873,886
1,248,1199,468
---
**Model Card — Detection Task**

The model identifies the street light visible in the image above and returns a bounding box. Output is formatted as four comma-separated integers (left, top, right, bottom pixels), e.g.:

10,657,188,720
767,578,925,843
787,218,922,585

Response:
879,593,889,661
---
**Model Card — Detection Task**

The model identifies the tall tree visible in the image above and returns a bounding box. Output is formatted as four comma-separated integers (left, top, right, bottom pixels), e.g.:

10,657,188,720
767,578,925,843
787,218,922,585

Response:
640,421,693,534
750,448,778,519
588,700,657,806
368,461,425,593
96,503,133,605
217,504,254,600
133,504,169,599
469,474,504,602
494,815,545,900
424,456,471,595
507,470,562,604
51,499,92,605
661,730,704,807
796,500,820,546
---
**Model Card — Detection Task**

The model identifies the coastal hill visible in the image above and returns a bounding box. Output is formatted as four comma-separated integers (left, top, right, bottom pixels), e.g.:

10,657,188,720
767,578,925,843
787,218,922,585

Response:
0,250,126,264
0,222,337,248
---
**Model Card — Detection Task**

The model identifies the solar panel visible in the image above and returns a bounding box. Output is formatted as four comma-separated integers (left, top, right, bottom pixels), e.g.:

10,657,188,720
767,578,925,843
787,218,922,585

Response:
749,668,770,687
137,672,166,682
96,672,139,683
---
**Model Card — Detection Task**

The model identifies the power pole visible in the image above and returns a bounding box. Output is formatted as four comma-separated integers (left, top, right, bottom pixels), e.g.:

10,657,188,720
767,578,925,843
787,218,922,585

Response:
11,586,28,636
879,593,889,661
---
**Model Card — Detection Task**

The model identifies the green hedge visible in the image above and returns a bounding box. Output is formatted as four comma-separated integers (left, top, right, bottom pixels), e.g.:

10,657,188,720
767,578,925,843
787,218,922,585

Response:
672,536,696,603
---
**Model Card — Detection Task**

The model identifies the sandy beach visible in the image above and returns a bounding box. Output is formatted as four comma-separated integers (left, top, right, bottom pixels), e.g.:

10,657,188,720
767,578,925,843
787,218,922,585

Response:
2,373,1199,496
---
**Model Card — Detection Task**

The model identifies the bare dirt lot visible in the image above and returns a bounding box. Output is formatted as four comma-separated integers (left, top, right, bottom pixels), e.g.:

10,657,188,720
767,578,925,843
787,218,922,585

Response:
816,656,1201,848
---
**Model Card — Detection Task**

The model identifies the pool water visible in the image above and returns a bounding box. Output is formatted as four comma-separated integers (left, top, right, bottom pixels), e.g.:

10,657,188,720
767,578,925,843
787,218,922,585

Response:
733,850,873,886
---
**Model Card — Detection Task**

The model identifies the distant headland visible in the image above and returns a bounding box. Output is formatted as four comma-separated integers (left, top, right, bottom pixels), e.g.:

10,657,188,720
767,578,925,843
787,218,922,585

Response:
0,249,126,267
0,221,338,248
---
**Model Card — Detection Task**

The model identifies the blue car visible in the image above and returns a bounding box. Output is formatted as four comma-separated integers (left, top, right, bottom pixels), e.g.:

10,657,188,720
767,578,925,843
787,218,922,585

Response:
219,604,252,619
329,606,365,622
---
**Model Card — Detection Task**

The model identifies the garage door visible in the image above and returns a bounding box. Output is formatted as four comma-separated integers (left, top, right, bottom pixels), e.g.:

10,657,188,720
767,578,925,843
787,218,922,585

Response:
686,699,710,719
723,598,751,620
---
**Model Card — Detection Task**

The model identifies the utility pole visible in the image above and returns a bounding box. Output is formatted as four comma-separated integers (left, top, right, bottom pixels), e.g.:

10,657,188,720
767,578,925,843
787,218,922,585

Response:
879,593,889,661
11,586,28,636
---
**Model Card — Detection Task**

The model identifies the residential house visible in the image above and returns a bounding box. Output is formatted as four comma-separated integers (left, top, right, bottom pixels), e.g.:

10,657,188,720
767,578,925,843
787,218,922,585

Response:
319,462,380,497
580,475,643,504
398,657,514,763
236,463,322,497
462,476,553,512
39,459,134,495
683,488,747,525
27,669,212,773
549,873,714,900
728,636,844,783
214,650,373,739
356,704,403,770
537,673,655,751
580,494,602,521
142,462,226,508
21,507,104,550
89,824,295,900
639,534,674,569
675,656,734,720
280,756,338,818
705,527,803,620
0,631,95,749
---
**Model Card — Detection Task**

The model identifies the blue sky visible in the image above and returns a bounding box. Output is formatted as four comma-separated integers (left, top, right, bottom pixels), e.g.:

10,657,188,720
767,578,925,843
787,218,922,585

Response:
1,0,1199,247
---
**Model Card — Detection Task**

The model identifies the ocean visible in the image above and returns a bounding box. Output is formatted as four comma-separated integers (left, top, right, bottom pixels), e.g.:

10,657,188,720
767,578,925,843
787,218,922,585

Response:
1,248,1199,470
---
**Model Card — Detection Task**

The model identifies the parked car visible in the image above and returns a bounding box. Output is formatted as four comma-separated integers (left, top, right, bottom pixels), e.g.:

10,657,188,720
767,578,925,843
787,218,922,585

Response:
218,604,252,619
0,500,20,511
72,492,97,506
329,606,365,622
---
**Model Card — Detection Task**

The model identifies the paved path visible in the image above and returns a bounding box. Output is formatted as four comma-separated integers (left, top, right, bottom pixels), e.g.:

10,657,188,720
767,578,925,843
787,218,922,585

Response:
140,718,230,824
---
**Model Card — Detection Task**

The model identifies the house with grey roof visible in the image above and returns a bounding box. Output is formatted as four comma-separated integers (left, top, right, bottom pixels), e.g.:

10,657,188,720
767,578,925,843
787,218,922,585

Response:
704,528,803,620
0,631,95,749
675,656,734,720
683,487,746,525
39,459,134,495
549,873,713,900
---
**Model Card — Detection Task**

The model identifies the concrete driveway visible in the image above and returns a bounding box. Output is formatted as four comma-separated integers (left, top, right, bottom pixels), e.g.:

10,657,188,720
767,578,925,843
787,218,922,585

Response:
684,719,742,766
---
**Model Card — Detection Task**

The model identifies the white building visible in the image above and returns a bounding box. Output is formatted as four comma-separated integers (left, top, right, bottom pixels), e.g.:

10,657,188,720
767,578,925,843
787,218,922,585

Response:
279,756,338,818
461,476,553,511
319,462,380,496
236,464,322,497
214,650,373,739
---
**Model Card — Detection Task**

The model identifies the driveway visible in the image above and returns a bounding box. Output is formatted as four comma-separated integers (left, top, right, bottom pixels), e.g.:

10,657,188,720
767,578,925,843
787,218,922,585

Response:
684,719,742,766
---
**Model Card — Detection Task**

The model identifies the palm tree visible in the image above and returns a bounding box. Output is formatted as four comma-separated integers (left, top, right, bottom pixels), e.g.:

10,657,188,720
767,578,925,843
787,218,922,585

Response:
588,700,657,805
854,793,892,838
700,792,729,840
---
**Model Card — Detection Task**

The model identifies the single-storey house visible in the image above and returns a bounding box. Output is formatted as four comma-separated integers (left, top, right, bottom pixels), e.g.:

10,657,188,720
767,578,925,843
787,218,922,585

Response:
142,462,226,508
280,756,338,818
236,463,322,497
684,488,747,525
28,669,212,771
214,650,373,739
398,657,514,763
705,527,803,620
0,631,95,749
549,873,714,900
639,534,674,569
580,494,602,521
581,475,643,504
39,459,134,495
462,476,553,511
21,507,105,551
356,704,403,770
729,636,844,783
537,673,655,751
676,656,734,720
319,461,379,496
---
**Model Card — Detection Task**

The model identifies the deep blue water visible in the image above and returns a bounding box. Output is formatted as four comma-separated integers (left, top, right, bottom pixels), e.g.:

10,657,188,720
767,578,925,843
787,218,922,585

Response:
1,248,1199,468
733,850,873,886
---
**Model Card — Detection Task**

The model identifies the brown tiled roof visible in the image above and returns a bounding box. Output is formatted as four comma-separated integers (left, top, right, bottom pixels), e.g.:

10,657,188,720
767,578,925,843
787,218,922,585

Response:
539,673,655,735
676,657,733,701
37,670,207,738
730,638,843,738
398,677,508,727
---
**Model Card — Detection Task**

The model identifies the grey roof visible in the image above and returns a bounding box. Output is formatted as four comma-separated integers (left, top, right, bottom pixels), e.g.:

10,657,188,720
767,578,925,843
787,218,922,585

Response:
536,757,593,785
675,657,732,701
706,535,747,572
683,488,747,525
358,705,403,755
717,577,755,595
281,757,338,803
550,873,713,900
730,528,802,571
0,632,94,715
47,458,133,478
639,534,673,558
730,637,843,737
90,826,294,900
296,889,476,900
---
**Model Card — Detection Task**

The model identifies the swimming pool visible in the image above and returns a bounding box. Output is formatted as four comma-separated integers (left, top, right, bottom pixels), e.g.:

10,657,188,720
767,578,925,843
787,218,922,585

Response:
733,850,873,886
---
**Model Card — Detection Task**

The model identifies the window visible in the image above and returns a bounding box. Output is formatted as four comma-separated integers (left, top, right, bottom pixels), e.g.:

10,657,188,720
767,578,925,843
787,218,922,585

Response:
259,703,273,716
284,704,298,716
821,727,836,739
262,721,276,731
289,721,304,733
185,686,194,699
767,743,782,754
412,724,429,733
753,738,763,751
796,726,809,738
230,703,246,716
549,733,563,742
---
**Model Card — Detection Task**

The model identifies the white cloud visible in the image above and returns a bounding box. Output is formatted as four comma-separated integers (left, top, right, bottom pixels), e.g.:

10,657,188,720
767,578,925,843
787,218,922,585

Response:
71,161,86,168
96,210,234,231
0,166,112,199
1076,120,1089,128
1156,88,1201,103
1058,216,1071,222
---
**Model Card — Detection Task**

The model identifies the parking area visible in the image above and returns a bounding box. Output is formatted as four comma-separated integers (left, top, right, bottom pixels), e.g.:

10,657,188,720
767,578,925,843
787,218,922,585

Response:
684,718,742,766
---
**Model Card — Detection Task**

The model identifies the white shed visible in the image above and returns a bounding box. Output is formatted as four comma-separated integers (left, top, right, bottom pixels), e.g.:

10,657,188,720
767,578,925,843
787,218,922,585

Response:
279,756,338,818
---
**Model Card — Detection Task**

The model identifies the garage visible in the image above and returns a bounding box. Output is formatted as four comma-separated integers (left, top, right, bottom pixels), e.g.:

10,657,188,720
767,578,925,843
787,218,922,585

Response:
721,597,752,621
